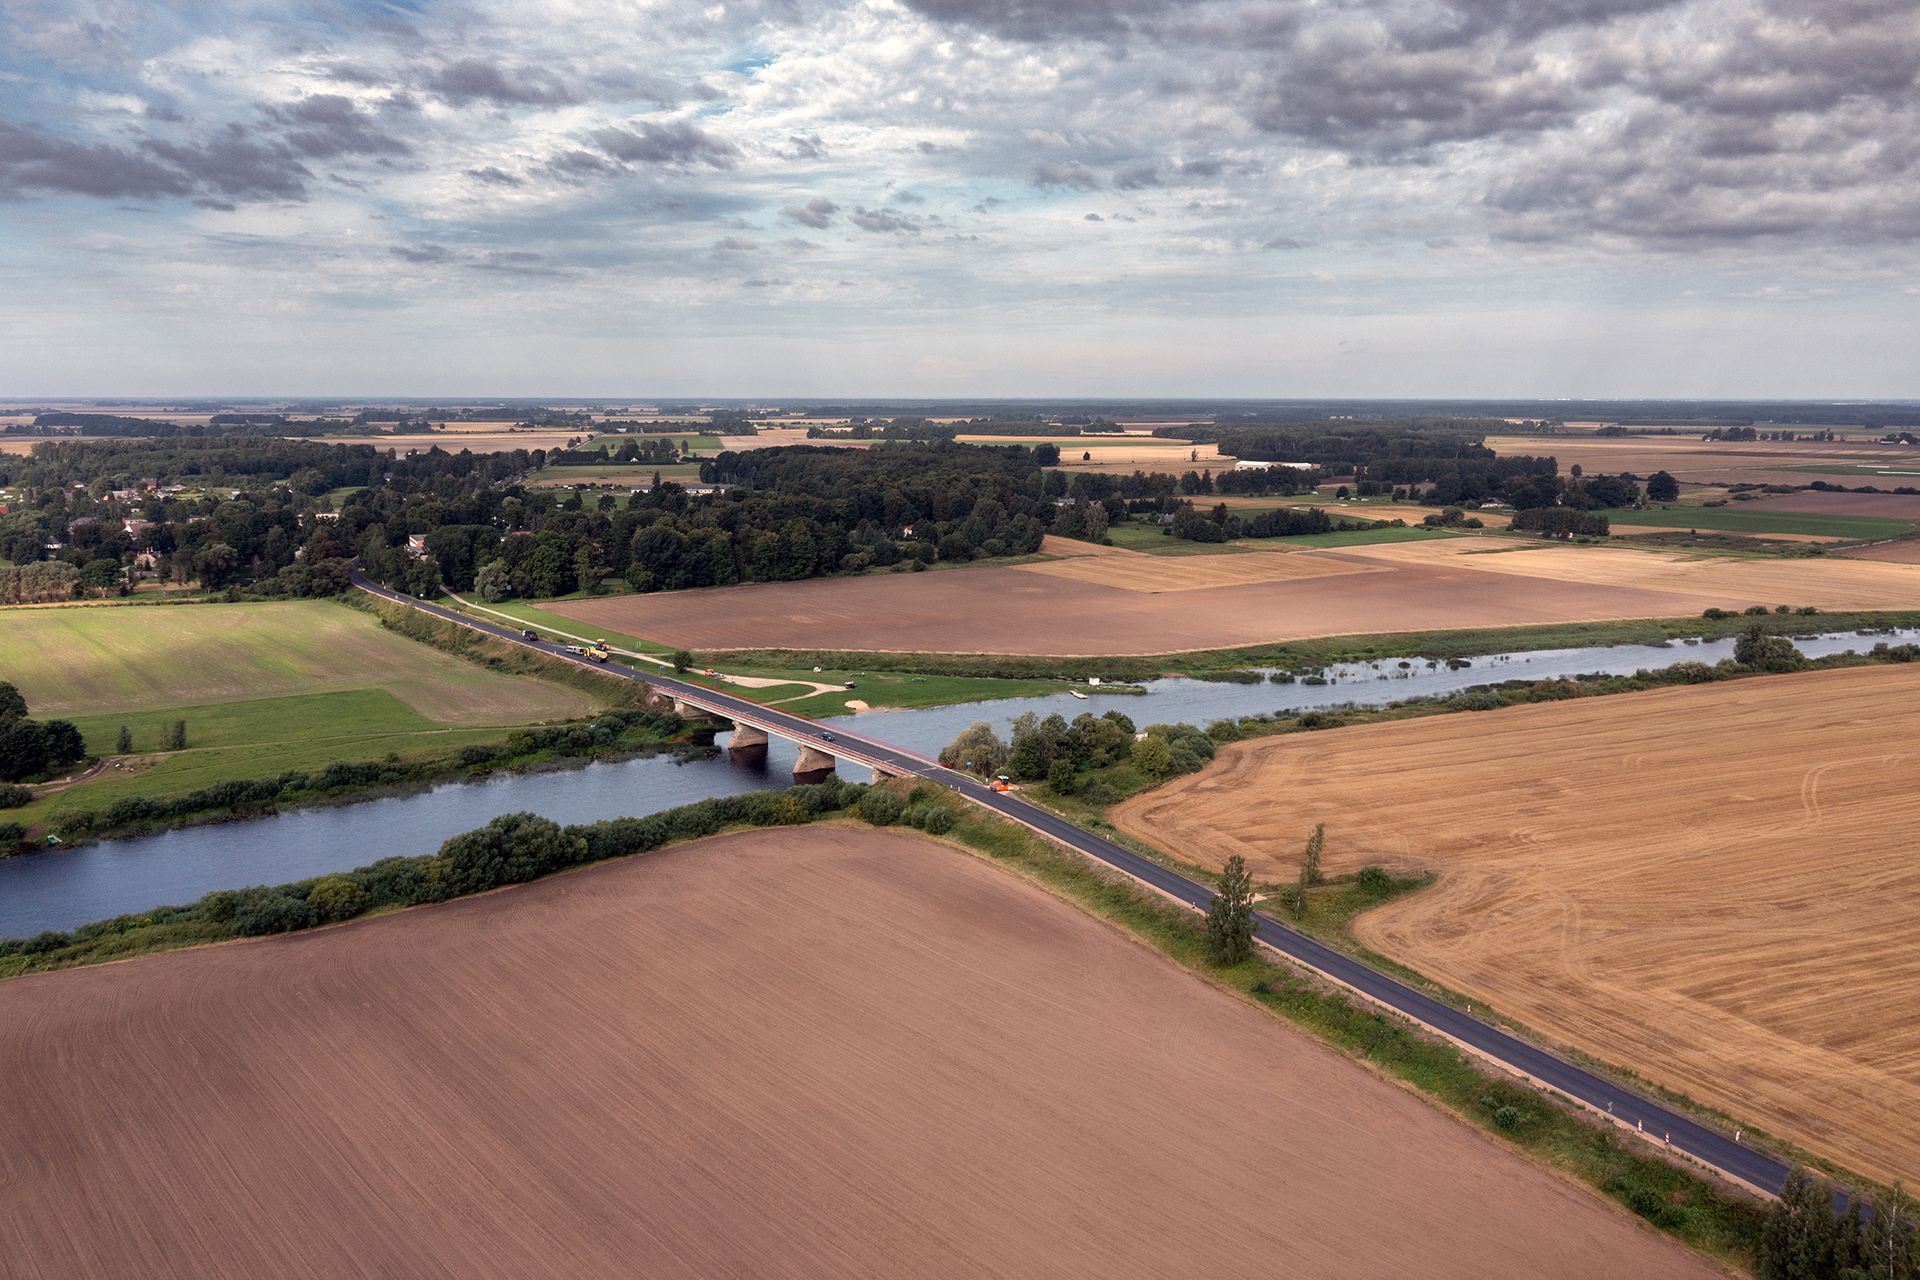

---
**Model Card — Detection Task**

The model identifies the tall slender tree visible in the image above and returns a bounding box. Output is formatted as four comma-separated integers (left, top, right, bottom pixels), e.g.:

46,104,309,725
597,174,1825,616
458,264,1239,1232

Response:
1205,854,1259,965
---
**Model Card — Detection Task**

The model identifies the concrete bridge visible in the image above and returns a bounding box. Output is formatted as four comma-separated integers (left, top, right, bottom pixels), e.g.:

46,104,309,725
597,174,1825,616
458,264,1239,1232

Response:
668,695,910,784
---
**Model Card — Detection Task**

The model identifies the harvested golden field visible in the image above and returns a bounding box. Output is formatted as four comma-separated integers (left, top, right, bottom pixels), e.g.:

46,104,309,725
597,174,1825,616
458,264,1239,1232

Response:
1016,547,1386,592
0,827,1716,1280
1335,539,1920,611
1112,665,1920,1185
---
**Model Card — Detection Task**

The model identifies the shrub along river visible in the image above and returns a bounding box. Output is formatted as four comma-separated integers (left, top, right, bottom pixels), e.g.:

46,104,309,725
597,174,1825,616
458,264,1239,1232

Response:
0,628,1901,937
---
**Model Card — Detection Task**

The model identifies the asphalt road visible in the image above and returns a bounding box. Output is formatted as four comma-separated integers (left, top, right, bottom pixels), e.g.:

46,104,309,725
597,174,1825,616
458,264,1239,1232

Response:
355,566,1794,1200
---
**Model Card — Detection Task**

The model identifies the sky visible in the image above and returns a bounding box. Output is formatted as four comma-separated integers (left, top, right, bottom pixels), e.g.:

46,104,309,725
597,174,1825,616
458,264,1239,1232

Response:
1,0,1915,399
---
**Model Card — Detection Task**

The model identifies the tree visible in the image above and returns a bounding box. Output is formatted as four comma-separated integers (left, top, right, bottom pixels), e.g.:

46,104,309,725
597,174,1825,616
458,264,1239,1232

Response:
1047,758,1077,794
1034,442,1060,466
166,720,186,751
939,721,1011,776
671,649,693,672
474,560,511,602
1646,470,1679,502
115,725,132,755
1204,854,1259,964
1736,624,1806,673
1131,735,1171,778
195,542,241,589
0,682,26,721
1301,822,1325,885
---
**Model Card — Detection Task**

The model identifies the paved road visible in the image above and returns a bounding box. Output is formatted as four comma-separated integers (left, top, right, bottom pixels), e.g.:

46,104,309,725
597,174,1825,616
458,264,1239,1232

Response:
355,566,1794,1200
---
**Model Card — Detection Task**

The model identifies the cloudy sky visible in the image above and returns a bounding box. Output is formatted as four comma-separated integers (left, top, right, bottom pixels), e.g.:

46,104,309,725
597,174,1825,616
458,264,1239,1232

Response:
1,0,1915,398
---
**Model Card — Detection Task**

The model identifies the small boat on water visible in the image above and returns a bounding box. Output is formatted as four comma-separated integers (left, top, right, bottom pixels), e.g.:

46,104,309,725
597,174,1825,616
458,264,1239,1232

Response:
1069,689,1088,699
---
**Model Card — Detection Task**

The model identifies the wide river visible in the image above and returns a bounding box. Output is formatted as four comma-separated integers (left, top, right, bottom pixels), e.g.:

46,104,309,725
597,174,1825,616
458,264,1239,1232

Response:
1,628,1900,936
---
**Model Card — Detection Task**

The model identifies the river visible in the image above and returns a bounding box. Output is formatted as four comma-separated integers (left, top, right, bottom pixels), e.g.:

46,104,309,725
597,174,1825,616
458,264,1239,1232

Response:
1,627,1903,936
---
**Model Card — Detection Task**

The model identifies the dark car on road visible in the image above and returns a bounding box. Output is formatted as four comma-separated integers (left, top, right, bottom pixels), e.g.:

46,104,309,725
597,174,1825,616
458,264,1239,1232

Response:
818,731,835,742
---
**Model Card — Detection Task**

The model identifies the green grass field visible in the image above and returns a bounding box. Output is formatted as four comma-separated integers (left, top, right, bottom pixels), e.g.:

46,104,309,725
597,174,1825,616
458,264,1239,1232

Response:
1609,506,1915,539
66,688,444,756
1,599,595,723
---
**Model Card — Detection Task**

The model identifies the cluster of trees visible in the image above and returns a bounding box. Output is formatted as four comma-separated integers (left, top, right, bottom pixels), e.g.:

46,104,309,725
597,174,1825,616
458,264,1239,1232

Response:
0,562,82,602
0,683,85,783
940,710,1230,796
549,436,684,465
1760,1168,1917,1280
806,418,959,440
1510,507,1612,537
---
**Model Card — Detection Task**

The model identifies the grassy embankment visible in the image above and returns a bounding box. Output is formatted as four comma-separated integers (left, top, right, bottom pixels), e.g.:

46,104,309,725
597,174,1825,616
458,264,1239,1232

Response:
0,779,1769,1273
0,596,654,833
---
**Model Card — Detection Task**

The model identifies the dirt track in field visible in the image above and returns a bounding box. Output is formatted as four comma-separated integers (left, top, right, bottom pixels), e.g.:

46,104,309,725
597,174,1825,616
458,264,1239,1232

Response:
1111,665,1920,1185
0,828,1716,1280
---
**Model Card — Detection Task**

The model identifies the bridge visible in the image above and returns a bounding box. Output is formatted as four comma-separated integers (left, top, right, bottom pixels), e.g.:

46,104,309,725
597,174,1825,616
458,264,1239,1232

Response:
351,564,1801,1205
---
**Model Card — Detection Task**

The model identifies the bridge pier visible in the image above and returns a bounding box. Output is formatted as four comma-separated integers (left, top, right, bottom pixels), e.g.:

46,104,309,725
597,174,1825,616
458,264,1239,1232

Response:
727,724,768,767
793,744,837,784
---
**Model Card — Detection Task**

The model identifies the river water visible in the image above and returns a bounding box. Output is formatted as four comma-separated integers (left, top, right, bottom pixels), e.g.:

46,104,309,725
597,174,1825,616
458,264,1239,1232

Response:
2,627,1904,936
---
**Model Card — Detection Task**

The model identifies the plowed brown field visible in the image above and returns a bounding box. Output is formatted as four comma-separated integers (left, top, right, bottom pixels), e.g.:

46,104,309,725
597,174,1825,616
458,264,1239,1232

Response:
1015,549,1387,592
1111,664,1920,1185
0,828,1715,1280
547,538,1919,655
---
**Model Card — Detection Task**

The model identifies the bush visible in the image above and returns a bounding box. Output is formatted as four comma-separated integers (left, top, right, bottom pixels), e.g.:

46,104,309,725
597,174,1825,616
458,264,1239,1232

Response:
922,807,955,835
857,788,903,826
457,744,496,766
1081,778,1119,805
1356,865,1392,895
1451,690,1504,711
307,876,370,923
1494,1105,1525,1131
1131,736,1172,778
20,930,72,955
1743,604,1769,616
1205,719,1242,742
57,810,96,837
220,887,320,936
0,820,27,848
0,783,33,809
1047,759,1078,795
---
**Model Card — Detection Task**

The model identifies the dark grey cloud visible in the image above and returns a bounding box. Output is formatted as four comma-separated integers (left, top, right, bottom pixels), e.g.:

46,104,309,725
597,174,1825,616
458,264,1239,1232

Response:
549,149,615,177
1179,157,1222,176
429,59,577,107
325,64,391,87
1114,161,1160,189
1084,212,1104,221
264,95,411,159
780,132,828,160
390,243,453,263
590,121,739,168
466,165,523,186
890,189,925,204
781,196,837,228
1033,160,1102,191
899,0,1184,41
472,250,565,276
850,206,920,232
142,126,311,201
0,122,192,199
